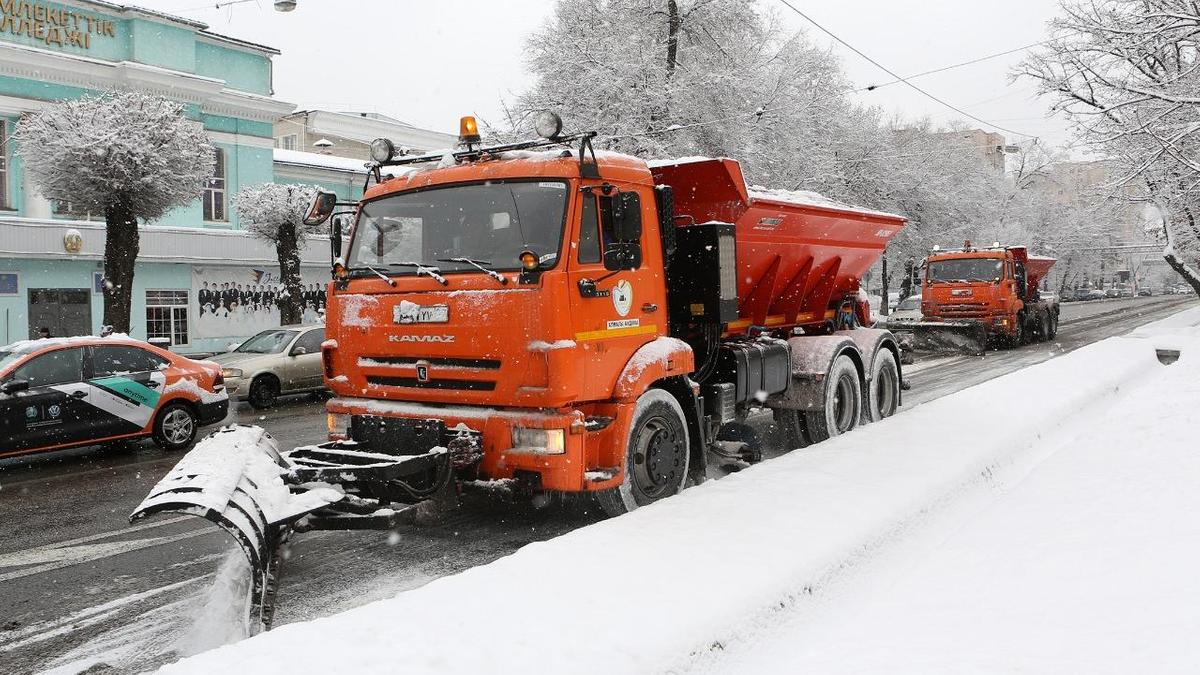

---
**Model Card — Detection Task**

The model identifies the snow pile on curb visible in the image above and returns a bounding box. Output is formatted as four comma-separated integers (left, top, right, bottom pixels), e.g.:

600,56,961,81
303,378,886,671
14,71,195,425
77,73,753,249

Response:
160,309,1200,675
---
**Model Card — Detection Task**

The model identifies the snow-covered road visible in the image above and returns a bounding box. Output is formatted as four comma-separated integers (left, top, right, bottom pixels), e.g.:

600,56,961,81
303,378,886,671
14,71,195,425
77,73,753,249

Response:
155,310,1200,674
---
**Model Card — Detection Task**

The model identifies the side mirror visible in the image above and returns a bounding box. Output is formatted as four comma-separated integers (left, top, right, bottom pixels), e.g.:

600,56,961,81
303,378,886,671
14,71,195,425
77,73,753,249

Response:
330,217,343,261
291,346,308,356
1,379,30,395
612,191,642,242
303,191,338,226
603,241,643,271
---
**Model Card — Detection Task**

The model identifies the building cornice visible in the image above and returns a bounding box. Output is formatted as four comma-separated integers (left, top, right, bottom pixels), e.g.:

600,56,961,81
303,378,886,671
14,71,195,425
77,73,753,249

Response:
305,110,456,150
0,41,294,125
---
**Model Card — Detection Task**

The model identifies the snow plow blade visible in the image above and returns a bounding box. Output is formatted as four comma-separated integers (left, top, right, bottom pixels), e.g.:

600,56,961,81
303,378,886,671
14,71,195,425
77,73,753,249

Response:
897,321,989,356
130,424,455,632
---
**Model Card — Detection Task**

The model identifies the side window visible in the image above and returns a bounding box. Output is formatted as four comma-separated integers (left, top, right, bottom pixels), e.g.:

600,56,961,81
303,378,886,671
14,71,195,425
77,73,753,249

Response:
598,195,616,247
11,348,84,387
578,194,601,264
292,329,325,354
92,346,168,378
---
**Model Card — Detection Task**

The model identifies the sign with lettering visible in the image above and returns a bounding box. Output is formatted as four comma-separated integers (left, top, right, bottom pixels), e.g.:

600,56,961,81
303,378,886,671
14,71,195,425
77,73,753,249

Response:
0,1,118,50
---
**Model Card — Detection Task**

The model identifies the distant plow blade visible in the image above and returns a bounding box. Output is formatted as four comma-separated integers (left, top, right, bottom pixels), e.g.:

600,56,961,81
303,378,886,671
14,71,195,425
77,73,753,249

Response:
906,321,989,356
130,426,344,632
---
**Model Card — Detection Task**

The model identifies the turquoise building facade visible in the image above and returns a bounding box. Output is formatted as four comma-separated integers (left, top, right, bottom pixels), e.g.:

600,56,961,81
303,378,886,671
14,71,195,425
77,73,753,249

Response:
0,0,365,353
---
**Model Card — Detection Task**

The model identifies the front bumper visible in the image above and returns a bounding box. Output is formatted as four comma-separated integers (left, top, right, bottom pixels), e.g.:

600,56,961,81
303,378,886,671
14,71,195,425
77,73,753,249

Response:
325,397,627,493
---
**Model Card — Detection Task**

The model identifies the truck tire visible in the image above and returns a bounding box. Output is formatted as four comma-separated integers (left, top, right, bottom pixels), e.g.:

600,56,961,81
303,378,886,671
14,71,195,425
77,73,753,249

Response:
803,354,863,443
1047,311,1059,340
868,349,900,422
1038,311,1051,342
772,408,812,451
597,389,690,517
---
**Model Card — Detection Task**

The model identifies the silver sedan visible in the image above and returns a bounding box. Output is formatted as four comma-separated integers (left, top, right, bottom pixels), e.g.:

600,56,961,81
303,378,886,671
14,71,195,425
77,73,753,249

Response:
208,325,326,409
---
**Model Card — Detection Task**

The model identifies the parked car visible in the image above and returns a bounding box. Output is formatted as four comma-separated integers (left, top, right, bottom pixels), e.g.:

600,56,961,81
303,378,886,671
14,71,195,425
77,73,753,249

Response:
1137,288,1153,297
884,294,923,326
1077,288,1106,301
0,336,228,459
209,325,326,409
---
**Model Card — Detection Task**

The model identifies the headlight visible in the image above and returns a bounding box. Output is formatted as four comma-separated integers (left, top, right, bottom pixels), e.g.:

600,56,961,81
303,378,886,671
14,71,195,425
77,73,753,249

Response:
511,427,565,454
221,368,243,379
327,412,351,439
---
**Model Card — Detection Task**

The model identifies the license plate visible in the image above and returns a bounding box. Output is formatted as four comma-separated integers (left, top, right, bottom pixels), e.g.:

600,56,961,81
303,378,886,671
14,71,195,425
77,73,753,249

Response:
394,302,449,324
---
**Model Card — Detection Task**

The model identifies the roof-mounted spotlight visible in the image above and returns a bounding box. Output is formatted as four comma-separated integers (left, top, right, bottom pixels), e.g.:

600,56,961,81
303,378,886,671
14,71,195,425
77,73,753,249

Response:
370,137,396,163
534,111,563,140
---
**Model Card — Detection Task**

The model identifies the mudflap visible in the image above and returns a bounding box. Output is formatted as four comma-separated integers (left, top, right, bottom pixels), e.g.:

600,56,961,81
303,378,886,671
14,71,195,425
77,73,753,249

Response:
904,321,989,356
130,424,455,633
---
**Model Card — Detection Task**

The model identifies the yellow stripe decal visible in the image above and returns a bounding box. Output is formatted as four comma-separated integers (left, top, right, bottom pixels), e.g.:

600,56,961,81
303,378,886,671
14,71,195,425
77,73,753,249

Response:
574,323,660,342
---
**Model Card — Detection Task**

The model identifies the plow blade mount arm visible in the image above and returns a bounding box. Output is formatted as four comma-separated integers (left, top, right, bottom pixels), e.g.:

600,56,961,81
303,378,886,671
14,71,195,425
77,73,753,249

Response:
899,321,989,356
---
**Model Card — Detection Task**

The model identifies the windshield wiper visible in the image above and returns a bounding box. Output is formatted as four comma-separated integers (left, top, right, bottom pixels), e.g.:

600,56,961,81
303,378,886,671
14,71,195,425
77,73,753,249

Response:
389,261,448,285
438,257,508,285
358,264,396,286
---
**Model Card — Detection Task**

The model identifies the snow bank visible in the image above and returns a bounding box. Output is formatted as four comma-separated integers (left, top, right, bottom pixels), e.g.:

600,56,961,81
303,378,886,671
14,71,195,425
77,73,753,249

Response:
715,308,1200,674
160,308,1200,675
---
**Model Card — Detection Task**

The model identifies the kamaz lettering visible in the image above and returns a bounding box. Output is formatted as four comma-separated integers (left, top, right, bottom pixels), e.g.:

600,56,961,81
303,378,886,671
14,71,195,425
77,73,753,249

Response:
388,334,455,343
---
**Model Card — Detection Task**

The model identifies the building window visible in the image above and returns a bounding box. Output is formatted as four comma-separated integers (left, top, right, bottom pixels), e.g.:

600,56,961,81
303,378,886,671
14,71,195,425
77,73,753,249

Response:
278,134,297,151
0,119,8,209
203,147,227,222
146,289,189,346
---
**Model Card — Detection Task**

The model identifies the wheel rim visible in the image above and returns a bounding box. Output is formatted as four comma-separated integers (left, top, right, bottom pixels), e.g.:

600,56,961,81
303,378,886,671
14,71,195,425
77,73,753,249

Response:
875,365,897,418
163,408,194,445
631,415,686,501
255,380,277,406
833,372,857,432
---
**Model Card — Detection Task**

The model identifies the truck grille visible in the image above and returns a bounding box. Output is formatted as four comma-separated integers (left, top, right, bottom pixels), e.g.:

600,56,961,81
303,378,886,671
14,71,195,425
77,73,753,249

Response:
938,303,989,318
360,356,502,369
366,375,497,391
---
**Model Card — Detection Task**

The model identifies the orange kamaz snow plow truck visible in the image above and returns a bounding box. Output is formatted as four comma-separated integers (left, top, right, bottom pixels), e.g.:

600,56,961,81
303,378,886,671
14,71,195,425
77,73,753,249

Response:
892,242,1058,355
132,114,906,631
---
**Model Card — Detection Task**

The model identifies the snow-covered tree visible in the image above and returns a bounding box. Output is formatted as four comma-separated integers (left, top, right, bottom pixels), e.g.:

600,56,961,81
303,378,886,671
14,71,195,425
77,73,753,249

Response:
16,92,215,333
1018,0,1200,293
235,183,321,326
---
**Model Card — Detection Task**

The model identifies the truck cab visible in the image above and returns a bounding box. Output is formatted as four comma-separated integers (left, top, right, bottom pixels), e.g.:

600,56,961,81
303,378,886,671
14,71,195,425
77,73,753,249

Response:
920,243,1058,347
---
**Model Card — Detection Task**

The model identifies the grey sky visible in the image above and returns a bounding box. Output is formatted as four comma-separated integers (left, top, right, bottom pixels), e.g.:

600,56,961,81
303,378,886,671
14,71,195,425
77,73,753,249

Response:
152,0,1071,150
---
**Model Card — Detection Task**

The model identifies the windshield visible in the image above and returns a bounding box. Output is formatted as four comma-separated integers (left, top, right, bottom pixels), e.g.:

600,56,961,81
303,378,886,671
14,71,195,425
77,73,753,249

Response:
0,351,21,371
928,258,1004,284
235,330,298,354
347,180,570,275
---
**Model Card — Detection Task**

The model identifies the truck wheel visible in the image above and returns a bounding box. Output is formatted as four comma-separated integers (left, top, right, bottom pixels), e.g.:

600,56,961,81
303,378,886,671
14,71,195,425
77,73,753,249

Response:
597,389,690,517
152,402,198,451
868,349,900,422
804,354,863,443
1047,312,1059,340
1011,313,1025,347
772,408,812,450
1038,311,1051,342
248,375,280,410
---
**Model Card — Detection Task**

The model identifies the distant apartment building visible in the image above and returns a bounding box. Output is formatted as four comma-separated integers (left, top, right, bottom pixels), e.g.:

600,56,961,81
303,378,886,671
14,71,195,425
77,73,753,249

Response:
274,110,456,161
934,129,1009,172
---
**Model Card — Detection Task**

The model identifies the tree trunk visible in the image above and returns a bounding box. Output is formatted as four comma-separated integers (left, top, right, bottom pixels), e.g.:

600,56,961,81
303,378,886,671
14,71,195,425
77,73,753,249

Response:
666,0,680,76
1165,203,1200,296
277,223,305,326
102,199,139,334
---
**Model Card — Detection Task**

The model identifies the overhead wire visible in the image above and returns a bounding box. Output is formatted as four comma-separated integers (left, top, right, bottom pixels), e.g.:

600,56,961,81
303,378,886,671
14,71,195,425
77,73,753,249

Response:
772,0,1039,139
